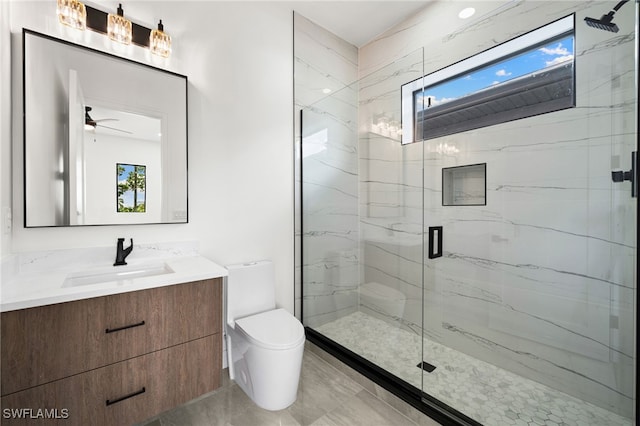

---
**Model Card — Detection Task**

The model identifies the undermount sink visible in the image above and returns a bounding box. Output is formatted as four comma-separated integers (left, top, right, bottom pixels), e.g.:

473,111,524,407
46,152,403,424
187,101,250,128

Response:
62,263,174,288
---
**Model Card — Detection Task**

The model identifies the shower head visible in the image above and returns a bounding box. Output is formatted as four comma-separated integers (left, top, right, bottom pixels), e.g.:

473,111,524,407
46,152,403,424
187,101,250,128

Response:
584,0,629,33
584,12,619,33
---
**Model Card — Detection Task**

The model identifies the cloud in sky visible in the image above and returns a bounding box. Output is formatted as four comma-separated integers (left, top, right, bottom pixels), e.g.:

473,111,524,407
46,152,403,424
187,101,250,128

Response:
545,55,573,66
536,41,574,67
496,69,512,77
539,43,570,56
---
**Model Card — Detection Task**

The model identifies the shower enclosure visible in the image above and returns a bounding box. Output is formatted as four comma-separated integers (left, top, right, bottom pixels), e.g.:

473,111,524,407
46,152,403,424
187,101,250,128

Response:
295,2,638,425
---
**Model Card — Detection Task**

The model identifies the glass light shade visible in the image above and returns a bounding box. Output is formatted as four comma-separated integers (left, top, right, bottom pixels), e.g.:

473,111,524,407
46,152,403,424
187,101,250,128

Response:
107,5,132,45
57,0,86,30
150,20,171,58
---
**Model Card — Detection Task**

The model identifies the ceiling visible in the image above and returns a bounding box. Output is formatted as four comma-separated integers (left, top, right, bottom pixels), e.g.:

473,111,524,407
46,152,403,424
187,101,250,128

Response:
290,1,431,47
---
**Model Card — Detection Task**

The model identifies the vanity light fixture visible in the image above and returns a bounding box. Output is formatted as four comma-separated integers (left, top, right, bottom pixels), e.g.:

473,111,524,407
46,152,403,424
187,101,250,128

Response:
57,0,87,30
56,2,173,57
107,3,132,45
150,20,172,58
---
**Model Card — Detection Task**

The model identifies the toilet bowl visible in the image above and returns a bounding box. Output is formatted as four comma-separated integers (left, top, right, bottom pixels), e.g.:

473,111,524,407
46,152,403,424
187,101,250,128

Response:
225,261,305,411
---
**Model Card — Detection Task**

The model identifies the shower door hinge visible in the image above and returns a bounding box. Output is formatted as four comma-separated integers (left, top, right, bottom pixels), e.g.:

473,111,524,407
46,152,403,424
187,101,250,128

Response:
611,151,637,198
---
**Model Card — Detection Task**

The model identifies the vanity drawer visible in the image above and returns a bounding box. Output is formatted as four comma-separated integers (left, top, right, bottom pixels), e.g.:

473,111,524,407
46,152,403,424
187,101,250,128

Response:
101,278,221,365
2,334,221,426
0,335,220,426
1,278,221,396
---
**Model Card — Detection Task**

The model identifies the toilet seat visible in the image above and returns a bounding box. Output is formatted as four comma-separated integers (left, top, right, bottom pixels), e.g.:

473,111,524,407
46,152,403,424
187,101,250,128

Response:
235,308,305,350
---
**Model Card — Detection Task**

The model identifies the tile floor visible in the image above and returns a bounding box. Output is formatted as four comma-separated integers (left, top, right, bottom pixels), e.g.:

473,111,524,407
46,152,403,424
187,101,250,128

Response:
138,344,440,426
316,312,633,426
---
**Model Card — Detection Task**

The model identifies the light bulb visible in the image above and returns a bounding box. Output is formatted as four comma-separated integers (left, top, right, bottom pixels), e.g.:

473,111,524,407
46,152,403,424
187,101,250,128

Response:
150,20,172,58
108,3,132,45
57,0,86,30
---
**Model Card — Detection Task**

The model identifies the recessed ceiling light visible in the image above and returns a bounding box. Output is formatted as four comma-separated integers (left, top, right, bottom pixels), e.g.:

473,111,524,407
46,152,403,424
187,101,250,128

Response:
458,7,476,19
322,88,332,94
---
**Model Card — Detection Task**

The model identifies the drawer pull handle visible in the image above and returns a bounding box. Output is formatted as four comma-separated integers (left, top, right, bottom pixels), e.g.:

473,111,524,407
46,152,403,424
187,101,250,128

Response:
106,387,146,406
105,320,145,334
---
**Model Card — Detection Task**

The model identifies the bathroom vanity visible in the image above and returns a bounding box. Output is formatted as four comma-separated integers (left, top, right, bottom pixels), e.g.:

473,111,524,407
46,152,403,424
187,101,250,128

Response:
0,251,227,426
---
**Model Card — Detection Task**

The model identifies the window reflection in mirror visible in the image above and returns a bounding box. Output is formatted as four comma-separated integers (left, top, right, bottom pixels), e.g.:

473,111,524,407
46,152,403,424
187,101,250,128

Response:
117,164,147,213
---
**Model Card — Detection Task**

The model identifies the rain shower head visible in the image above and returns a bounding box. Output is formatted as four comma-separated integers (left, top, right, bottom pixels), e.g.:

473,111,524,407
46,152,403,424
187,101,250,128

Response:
584,12,619,32
584,0,629,33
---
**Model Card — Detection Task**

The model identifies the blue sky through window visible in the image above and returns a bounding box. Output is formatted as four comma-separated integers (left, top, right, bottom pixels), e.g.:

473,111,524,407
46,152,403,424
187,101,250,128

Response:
415,35,574,111
118,164,146,210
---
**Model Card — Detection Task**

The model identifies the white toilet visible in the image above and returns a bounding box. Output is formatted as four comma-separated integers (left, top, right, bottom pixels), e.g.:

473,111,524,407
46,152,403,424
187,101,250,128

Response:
225,261,305,411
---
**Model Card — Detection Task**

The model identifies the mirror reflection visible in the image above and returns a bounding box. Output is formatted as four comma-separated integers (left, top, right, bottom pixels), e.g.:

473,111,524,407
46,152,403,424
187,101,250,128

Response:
23,30,188,227
117,163,147,213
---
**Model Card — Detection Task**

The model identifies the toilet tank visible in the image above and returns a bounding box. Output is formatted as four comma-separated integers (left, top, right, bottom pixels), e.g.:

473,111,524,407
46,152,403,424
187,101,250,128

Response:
226,261,276,325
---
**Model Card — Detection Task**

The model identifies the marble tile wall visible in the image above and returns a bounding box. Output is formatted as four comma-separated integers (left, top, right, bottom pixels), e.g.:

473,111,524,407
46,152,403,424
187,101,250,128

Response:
357,49,425,336
293,13,360,327
358,0,637,419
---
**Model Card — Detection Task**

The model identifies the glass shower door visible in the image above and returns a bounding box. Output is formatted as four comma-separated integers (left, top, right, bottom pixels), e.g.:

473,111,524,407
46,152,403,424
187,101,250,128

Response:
420,3,638,425
301,48,427,390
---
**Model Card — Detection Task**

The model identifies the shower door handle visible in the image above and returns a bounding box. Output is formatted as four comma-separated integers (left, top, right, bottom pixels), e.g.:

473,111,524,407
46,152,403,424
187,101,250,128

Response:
612,151,637,198
428,226,443,259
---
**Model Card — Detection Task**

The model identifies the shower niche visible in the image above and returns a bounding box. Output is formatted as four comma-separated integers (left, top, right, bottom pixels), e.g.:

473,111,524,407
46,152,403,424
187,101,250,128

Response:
442,163,486,206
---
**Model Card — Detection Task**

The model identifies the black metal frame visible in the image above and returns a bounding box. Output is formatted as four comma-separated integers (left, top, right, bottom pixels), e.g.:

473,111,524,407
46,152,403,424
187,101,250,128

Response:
22,29,189,228
635,1,639,422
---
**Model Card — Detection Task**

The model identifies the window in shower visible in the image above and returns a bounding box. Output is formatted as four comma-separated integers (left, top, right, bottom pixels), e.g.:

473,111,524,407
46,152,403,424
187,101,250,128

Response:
401,15,575,144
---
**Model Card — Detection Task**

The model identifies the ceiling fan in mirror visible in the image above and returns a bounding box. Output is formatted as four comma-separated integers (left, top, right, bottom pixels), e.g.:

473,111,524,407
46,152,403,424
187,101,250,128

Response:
84,105,132,134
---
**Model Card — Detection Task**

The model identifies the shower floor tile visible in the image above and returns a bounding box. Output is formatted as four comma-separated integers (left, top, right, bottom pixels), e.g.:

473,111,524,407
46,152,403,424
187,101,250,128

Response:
316,311,632,426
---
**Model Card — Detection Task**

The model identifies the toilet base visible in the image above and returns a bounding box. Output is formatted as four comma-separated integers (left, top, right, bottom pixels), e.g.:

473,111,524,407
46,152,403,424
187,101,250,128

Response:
227,326,305,411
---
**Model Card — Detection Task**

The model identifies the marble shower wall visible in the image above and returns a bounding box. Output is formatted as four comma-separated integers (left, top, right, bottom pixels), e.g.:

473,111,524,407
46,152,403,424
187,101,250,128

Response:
294,13,360,327
358,49,425,334
358,0,637,419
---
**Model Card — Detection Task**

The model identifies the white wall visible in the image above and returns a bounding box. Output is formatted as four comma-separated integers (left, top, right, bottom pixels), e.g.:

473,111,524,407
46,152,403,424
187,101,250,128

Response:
1,1,12,256
4,1,296,311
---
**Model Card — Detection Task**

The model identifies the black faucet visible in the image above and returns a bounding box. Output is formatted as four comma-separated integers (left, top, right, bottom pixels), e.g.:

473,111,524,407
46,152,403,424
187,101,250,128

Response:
114,238,133,266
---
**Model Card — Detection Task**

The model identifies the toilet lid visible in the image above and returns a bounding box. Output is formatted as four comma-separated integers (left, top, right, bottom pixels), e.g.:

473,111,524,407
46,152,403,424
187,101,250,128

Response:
235,308,305,350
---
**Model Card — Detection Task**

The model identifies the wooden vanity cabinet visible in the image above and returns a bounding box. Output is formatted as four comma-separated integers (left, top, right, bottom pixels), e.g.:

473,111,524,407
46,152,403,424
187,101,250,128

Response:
0,278,222,426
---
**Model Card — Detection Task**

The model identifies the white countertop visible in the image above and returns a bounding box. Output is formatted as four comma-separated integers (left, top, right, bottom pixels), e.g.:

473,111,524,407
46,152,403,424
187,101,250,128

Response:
1,245,228,312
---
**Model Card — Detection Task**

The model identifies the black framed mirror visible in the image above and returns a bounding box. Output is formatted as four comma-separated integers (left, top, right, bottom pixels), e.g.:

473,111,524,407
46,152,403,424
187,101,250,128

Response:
23,29,188,227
